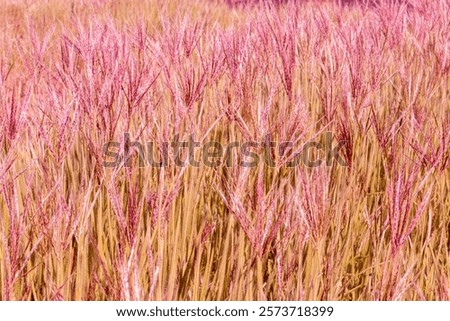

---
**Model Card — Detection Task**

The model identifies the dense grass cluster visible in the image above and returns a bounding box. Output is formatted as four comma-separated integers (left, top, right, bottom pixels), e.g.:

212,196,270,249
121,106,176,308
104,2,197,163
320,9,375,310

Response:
0,0,449,300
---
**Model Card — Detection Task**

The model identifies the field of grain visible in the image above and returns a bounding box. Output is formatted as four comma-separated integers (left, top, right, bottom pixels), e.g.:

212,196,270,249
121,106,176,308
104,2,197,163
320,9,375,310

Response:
0,0,449,300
